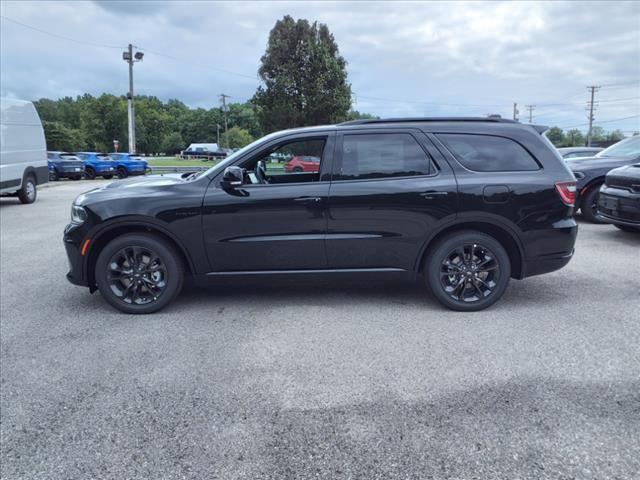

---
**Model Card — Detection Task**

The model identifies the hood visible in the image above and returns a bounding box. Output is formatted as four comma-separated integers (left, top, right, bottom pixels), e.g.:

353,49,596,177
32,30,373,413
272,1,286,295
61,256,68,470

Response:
75,173,188,205
566,155,636,171
607,163,640,181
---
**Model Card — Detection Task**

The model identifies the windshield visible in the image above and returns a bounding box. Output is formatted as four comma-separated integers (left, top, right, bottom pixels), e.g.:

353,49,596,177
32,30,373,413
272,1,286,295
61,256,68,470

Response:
596,136,640,158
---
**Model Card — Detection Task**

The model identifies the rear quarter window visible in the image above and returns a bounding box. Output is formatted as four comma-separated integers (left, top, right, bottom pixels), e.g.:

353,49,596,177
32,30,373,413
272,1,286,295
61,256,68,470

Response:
437,133,540,172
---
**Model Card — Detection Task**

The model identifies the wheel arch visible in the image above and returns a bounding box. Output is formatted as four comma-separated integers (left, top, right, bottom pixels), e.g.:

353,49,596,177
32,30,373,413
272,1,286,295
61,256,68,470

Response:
84,219,195,289
415,220,525,279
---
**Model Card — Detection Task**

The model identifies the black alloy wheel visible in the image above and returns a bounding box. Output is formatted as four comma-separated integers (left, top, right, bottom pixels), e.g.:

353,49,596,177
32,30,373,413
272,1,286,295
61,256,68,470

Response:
580,185,605,223
85,167,96,180
96,234,184,314
116,167,128,179
426,231,510,311
49,170,59,181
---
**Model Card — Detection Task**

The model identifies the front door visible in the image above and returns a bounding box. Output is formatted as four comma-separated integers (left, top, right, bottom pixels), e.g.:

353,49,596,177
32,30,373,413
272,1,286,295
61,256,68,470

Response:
202,133,334,272
326,129,458,271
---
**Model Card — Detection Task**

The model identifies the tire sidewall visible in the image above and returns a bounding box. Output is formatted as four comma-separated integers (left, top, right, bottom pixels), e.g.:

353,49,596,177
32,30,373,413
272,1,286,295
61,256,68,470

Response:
95,234,184,314
18,175,37,204
85,167,96,180
117,167,128,179
426,231,511,312
580,185,604,223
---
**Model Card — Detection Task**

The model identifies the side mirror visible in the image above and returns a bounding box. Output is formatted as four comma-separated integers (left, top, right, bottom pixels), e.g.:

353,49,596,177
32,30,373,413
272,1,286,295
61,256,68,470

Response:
221,166,244,188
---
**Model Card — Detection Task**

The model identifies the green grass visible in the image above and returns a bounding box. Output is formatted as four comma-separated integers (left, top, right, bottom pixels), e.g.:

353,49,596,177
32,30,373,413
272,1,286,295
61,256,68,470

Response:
146,157,218,167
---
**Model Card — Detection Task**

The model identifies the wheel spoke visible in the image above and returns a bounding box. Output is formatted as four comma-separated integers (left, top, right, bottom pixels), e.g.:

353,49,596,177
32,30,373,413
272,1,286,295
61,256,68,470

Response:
107,245,167,306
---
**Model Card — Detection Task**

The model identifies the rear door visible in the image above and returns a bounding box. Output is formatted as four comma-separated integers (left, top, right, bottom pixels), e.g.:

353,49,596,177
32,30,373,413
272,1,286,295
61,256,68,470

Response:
326,129,457,271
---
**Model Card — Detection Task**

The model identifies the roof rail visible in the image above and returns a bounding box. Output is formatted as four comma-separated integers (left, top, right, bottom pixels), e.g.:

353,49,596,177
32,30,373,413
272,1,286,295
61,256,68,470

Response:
338,117,519,126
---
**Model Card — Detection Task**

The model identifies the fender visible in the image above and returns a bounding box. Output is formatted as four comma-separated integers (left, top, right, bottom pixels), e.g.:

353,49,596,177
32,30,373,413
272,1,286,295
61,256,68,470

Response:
82,215,198,282
412,213,526,278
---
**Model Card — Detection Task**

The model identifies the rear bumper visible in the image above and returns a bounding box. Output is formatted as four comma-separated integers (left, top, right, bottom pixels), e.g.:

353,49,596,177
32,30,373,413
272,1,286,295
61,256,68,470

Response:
522,218,578,278
56,166,84,177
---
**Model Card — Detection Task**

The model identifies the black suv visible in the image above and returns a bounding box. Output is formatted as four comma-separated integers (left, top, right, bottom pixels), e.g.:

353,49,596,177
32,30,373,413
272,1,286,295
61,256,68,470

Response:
64,117,578,314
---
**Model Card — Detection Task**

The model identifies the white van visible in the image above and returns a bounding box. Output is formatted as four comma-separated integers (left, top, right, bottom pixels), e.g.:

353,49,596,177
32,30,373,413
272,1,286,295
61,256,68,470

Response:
0,97,48,204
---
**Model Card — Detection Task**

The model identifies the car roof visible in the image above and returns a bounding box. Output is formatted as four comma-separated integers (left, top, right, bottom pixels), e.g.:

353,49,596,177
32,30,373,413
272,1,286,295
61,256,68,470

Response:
272,117,548,137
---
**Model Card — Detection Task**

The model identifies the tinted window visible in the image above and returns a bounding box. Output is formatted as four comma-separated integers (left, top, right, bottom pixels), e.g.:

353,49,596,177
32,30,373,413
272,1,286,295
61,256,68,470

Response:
243,138,326,184
337,133,432,180
438,134,539,172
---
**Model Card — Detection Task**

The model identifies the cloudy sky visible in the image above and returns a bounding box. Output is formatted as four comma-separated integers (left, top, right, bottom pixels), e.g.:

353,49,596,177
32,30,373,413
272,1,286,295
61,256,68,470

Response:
1,0,639,133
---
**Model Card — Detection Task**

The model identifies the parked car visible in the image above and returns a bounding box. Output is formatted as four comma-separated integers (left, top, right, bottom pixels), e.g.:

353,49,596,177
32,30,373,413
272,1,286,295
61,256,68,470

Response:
566,136,640,222
557,147,603,159
284,155,321,172
108,153,149,178
596,163,640,232
180,143,227,160
47,152,84,181
75,152,116,180
0,97,48,204
64,117,577,314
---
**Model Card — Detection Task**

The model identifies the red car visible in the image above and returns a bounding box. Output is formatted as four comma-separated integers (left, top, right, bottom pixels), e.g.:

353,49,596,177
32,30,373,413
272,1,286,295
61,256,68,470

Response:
284,155,321,173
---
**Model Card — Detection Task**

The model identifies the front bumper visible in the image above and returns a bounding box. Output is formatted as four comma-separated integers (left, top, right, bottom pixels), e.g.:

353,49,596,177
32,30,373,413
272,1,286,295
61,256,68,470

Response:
597,187,640,226
64,222,89,287
95,165,116,175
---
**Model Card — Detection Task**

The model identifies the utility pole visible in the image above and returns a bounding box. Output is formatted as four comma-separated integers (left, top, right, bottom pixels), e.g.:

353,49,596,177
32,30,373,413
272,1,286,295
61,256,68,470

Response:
512,102,519,121
219,94,230,147
216,124,220,146
122,44,144,153
525,105,535,123
586,85,600,147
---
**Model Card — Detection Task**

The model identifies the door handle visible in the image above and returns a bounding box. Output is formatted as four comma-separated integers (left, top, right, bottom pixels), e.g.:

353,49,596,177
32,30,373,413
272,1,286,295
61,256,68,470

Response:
294,196,322,204
421,191,448,200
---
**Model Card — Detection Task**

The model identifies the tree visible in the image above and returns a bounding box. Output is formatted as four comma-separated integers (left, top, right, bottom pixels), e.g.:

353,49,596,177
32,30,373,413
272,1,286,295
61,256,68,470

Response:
564,129,586,147
224,126,254,148
546,127,565,147
161,132,185,155
252,15,352,132
346,110,378,121
42,121,86,151
590,126,606,142
606,129,624,142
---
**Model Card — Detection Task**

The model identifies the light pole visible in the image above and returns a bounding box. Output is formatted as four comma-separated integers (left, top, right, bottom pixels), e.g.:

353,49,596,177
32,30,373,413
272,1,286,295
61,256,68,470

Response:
122,44,144,153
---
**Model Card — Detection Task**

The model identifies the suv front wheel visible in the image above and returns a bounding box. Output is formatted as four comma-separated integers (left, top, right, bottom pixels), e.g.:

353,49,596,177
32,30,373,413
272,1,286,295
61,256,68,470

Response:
95,234,184,314
425,231,511,311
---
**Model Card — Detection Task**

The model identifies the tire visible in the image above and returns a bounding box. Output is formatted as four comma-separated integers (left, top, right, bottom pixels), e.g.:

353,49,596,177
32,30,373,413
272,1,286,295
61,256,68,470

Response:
614,224,640,233
49,170,59,181
85,167,96,180
17,175,37,204
580,185,605,223
116,167,128,179
102,174,114,180
425,231,511,312
292,166,303,173
95,233,184,314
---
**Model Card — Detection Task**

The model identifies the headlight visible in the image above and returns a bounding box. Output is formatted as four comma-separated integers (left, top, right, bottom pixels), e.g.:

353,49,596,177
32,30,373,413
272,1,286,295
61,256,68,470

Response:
71,205,88,224
573,171,585,179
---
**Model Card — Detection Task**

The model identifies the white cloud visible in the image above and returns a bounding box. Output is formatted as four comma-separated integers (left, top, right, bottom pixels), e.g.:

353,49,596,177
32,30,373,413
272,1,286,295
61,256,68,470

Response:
1,0,638,131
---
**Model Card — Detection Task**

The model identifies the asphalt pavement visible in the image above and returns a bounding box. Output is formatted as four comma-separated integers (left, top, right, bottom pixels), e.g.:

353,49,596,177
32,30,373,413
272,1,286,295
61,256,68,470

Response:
1,180,639,479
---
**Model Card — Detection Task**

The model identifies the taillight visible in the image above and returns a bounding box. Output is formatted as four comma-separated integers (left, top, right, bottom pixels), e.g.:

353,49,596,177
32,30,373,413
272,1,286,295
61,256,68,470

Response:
555,181,576,207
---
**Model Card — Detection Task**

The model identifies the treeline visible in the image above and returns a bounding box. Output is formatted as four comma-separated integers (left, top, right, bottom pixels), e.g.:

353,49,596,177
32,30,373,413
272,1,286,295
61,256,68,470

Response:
545,126,627,148
34,94,262,154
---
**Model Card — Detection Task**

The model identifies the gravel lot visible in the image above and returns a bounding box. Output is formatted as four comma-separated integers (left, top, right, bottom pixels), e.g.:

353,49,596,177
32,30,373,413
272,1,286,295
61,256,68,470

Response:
1,180,639,480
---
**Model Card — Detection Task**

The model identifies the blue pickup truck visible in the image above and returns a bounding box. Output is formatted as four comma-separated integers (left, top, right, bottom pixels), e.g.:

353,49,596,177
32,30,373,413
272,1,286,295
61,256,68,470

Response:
75,152,116,179
108,153,149,178
47,152,85,181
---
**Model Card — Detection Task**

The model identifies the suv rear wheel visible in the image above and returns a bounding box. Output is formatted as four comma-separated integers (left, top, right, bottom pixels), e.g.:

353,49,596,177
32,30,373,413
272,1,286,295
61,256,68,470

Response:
17,174,37,204
116,167,128,179
95,234,184,314
425,231,511,311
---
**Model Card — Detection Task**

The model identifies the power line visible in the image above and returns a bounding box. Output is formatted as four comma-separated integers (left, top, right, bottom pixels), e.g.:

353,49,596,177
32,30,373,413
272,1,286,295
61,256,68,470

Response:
600,81,640,88
560,114,640,129
0,15,124,49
